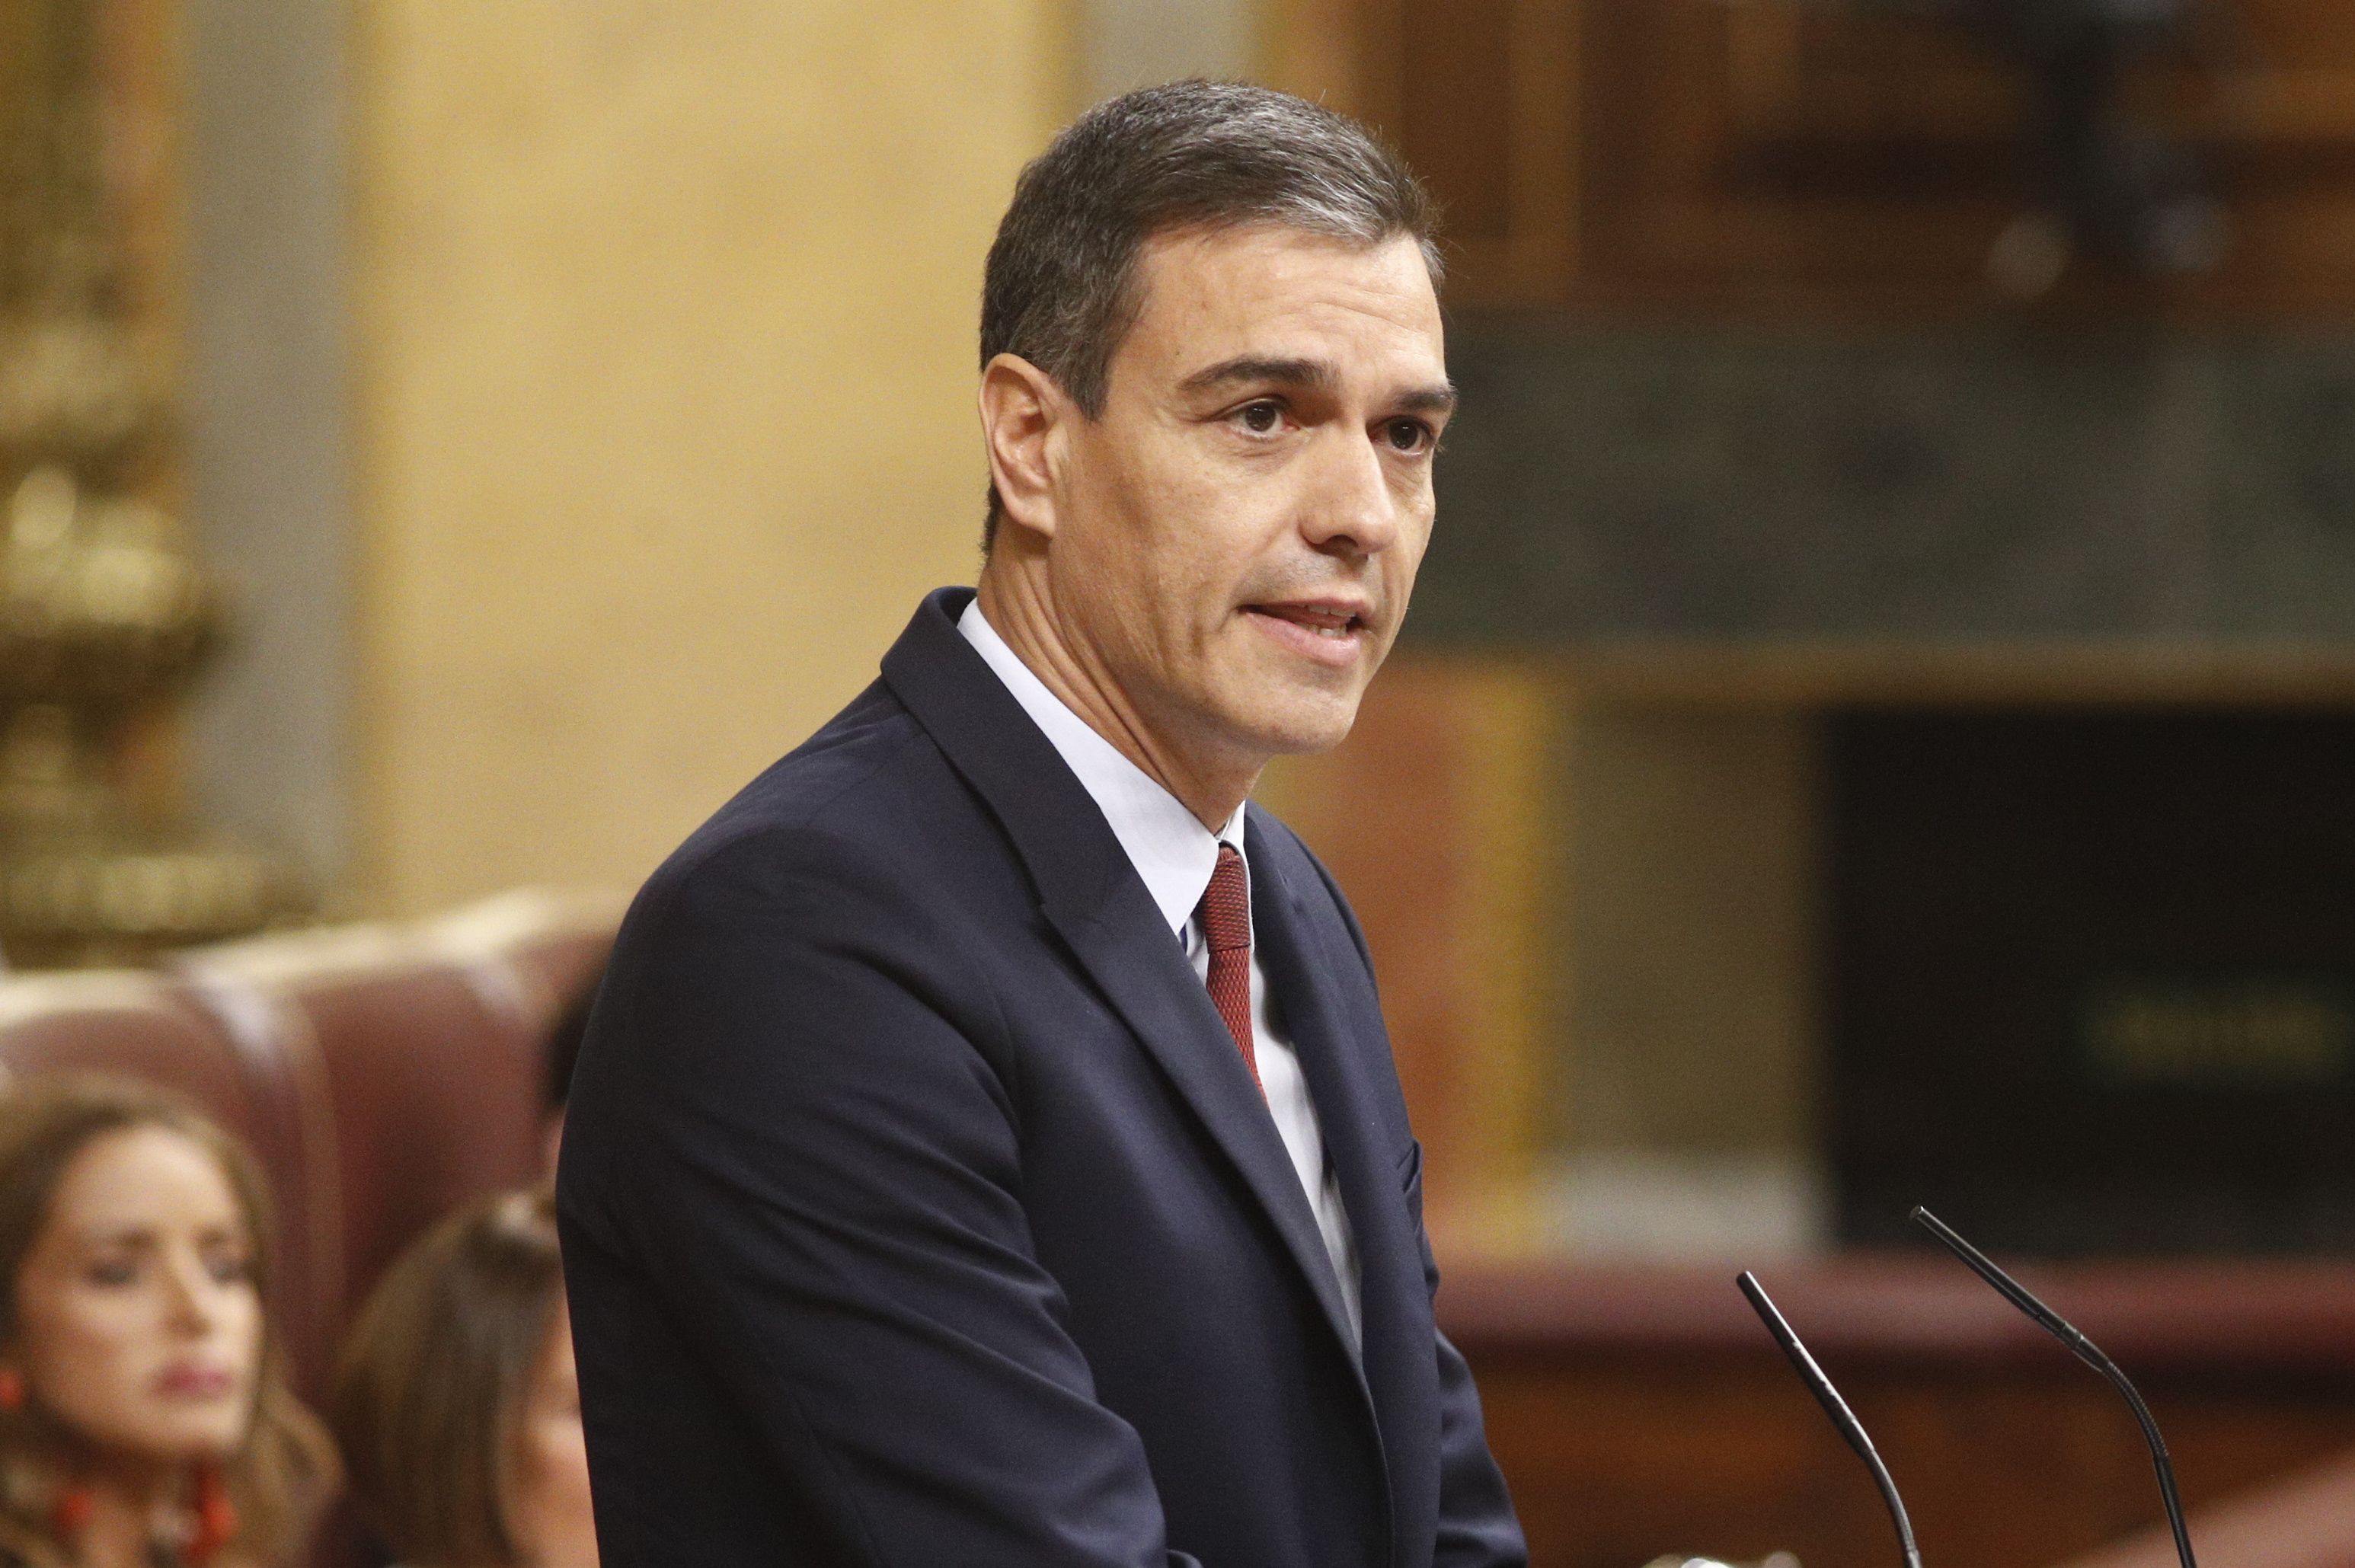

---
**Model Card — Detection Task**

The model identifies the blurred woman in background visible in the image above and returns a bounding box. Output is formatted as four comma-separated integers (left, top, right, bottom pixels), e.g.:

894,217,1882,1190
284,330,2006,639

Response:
0,1075,334,1567
332,1188,593,1568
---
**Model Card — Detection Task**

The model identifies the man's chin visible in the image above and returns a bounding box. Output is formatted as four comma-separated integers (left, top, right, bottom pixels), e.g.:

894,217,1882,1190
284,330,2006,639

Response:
1235,689,1370,759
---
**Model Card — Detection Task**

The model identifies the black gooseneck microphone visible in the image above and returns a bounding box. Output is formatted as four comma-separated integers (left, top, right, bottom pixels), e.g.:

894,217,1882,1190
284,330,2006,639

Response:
1734,1270,1924,1568
1909,1206,2198,1568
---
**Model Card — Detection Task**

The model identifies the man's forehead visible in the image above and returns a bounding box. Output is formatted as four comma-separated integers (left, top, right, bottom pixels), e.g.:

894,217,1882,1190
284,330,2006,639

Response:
1126,226,1445,382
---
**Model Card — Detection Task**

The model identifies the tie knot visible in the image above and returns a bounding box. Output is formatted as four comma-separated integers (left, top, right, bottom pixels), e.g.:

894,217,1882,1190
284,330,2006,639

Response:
1197,843,1251,954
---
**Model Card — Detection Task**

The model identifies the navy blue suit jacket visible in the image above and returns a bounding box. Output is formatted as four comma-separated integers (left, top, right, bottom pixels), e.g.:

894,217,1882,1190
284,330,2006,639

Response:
557,588,1525,1567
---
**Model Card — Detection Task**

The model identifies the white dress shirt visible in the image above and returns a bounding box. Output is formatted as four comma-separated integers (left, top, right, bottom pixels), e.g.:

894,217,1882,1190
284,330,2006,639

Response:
958,600,1363,1343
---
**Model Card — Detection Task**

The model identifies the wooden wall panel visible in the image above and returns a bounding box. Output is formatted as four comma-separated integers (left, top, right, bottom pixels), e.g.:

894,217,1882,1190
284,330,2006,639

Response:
1318,0,1577,311
1275,0,2355,320
1468,1352,2355,1568
1443,1258,2355,1568
1257,656,1559,1252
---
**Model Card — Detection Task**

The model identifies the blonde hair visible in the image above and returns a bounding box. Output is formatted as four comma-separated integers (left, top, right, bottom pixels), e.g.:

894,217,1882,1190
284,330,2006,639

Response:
331,1187,564,1568
0,1074,336,1566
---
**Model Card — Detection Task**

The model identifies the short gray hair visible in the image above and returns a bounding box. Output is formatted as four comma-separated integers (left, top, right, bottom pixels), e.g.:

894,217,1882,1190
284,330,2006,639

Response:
979,81,1440,549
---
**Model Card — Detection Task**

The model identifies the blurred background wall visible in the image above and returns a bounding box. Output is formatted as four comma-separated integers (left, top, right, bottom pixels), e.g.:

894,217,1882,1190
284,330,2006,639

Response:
351,5,1077,914
184,2,1075,914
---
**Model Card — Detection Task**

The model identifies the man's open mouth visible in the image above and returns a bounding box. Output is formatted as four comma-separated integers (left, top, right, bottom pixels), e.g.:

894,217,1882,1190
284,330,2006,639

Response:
1245,603,1368,640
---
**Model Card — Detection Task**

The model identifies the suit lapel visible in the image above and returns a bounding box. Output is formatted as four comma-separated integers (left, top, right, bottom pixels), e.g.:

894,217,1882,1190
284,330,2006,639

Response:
1251,819,1440,1568
1046,897,1366,1363
880,589,1368,1371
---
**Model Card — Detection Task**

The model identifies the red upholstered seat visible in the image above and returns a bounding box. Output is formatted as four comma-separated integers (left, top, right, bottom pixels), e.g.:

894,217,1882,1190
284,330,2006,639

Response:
420,886,622,1044
173,925,548,1345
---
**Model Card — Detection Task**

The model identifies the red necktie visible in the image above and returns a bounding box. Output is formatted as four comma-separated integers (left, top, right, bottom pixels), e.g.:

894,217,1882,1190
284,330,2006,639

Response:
1196,843,1260,1091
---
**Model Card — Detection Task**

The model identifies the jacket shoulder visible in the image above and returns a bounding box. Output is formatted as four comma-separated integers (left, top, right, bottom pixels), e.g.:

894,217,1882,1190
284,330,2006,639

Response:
641,680,951,896
583,675,1016,1084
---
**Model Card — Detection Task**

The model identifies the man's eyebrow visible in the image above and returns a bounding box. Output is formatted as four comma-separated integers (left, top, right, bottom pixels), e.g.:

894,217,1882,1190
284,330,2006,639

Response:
1178,356,1459,416
1178,356,1337,395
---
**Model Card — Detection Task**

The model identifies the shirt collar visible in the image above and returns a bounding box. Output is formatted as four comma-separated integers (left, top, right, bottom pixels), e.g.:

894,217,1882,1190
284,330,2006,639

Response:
959,599,1245,938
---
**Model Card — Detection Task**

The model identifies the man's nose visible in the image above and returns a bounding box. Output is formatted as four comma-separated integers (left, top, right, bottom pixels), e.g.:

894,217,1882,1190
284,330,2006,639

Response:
1300,426,1400,556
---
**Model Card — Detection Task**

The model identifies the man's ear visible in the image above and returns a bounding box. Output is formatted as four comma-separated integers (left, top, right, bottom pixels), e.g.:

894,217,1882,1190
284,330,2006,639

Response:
979,353,1070,541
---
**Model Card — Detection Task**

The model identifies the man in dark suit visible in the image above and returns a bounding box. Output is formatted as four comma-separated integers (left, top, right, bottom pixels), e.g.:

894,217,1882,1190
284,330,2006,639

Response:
557,81,1526,1567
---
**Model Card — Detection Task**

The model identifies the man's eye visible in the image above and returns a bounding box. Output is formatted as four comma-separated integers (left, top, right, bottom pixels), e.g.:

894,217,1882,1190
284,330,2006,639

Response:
1383,419,1433,453
1236,401,1282,434
85,1259,137,1289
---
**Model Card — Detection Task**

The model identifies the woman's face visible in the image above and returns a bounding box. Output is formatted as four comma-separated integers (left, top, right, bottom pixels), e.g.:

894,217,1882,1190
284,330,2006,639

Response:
11,1126,262,1464
507,1301,596,1568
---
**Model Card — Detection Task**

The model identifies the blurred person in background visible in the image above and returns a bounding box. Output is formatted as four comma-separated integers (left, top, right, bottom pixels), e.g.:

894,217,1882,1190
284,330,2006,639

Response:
331,1188,593,1568
0,1075,334,1568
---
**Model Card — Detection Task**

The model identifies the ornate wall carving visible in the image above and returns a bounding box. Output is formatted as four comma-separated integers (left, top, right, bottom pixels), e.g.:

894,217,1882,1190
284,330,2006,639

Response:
0,0,302,966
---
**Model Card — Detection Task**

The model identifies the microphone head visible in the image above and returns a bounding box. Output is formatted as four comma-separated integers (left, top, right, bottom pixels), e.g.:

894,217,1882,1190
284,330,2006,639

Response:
1734,1270,1922,1568
1907,1208,2199,1568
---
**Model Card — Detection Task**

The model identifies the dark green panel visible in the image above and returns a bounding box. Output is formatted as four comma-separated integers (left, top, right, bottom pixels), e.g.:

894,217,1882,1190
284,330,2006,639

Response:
1411,330,2355,644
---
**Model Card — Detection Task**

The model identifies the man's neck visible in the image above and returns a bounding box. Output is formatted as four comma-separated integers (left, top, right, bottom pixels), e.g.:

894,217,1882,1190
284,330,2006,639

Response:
973,567,1255,832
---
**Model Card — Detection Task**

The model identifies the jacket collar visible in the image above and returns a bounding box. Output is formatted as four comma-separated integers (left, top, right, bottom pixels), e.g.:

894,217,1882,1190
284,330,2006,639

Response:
880,587,1132,921
952,596,1241,939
